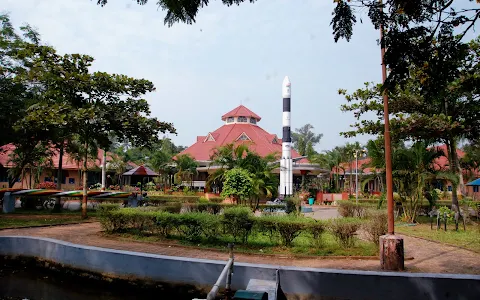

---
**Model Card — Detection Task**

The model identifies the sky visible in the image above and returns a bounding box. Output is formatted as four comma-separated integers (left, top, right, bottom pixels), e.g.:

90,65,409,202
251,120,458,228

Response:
3,0,384,151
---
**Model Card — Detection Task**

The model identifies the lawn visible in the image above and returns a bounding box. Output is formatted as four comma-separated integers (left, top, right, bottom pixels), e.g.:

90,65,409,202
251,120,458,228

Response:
114,231,378,257
396,217,480,253
0,210,97,229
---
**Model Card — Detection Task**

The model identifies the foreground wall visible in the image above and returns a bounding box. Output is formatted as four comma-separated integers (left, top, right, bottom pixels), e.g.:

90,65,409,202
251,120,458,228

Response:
0,236,479,300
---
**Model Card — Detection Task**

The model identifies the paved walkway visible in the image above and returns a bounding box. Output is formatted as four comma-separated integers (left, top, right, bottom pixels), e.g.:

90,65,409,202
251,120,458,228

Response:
1,222,479,274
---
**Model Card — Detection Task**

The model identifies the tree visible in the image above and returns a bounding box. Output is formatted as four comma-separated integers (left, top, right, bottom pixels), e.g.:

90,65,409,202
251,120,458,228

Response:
174,154,197,187
340,36,480,210
221,168,254,205
96,1,480,96
5,23,176,217
291,124,323,157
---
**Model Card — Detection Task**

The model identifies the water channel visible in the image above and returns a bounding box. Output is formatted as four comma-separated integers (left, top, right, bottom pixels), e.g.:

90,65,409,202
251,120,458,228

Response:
0,258,205,300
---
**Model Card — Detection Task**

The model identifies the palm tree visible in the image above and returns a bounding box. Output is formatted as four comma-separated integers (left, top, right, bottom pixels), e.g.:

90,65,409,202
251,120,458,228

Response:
206,143,279,204
394,141,445,222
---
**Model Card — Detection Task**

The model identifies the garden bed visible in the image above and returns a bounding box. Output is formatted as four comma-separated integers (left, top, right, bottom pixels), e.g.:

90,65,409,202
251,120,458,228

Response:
98,205,379,257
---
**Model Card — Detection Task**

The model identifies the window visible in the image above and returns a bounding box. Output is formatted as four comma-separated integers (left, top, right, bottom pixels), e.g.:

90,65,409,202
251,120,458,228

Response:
69,178,75,184
474,186,479,193
448,185,452,191
249,118,257,124
227,117,234,123
45,177,52,182
237,133,250,141
237,116,247,122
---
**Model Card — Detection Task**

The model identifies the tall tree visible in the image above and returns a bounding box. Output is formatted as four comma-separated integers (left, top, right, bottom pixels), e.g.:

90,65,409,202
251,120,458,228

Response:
340,36,480,210
96,1,480,97
291,124,323,157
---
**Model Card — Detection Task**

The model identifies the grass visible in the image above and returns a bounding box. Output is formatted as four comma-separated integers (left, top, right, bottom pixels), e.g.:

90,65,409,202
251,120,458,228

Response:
0,209,97,229
396,216,480,253
113,230,378,257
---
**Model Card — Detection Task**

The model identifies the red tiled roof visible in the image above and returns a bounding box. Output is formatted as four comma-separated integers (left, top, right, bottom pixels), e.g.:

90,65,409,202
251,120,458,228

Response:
0,144,118,170
177,122,309,164
334,144,469,174
221,105,262,121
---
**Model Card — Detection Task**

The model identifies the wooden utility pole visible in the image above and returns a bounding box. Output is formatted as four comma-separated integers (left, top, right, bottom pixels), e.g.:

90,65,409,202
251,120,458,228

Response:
378,0,404,271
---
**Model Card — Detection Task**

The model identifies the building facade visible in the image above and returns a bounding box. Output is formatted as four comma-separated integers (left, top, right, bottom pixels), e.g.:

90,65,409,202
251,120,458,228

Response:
176,105,327,193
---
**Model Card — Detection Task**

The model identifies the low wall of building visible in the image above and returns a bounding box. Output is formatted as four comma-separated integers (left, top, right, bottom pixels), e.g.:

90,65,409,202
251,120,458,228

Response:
0,236,479,300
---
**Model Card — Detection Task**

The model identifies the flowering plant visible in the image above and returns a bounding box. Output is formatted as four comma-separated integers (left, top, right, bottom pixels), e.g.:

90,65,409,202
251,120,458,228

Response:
299,190,310,201
36,182,57,189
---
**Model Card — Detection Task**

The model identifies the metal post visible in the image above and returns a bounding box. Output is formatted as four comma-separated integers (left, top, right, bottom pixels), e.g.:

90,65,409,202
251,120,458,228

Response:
379,11,395,236
225,243,234,299
355,151,358,204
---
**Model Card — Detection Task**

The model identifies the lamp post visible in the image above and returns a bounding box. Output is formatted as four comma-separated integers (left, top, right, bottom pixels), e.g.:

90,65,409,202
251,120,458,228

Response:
353,148,366,204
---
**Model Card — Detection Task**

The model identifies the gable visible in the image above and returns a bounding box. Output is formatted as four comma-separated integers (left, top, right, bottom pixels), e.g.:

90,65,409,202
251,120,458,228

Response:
236,132,251,142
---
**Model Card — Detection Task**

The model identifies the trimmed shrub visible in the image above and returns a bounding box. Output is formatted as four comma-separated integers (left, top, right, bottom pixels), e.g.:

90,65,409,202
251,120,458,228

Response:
222,206,254,243
328,218,362,248
160,203,182,214
254,216,279,243
209,197,224,203
275,217,307,247
306,220,327,247
176,213,219,241
155,212,178,237
338,201,372,218
98,204,121,232
362,210,388,246
148,195,200,203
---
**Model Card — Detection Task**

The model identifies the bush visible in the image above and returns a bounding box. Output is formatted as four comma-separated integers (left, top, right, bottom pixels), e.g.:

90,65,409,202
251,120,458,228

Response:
101,208,157,233
155,212,178,237
198,196,210,203
176,213,219,241
275,216,307,247
222,206,254,243
338,201,372,218
306,220,327,247
209,197,224,203
98,204,121,232
362,211,388,246
148,195,200,203
328,218,362,248
182,203,235,215
160,203,182,214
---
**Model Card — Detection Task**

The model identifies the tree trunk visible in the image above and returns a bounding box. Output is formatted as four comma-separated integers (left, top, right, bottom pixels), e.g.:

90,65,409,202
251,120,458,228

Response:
349,160,353,195
446,140,460,211
53,145,64,212
82,141,88,219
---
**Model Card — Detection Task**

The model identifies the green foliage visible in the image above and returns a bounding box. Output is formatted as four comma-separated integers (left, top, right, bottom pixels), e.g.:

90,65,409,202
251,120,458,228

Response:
337,201,373,218
328,218,362,248
221,168,254,202
362,211,388,247
306,220,327,248
222,206,254,243
176,213,220,241
438,206,455,222
100,207,370,250
291,124,323,157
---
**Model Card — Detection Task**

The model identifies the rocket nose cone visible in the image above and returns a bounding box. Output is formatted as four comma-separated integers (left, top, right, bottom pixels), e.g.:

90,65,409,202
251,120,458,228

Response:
283,76,291,87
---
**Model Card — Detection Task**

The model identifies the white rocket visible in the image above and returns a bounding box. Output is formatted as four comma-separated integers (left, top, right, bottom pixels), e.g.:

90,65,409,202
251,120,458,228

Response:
280,76,293,197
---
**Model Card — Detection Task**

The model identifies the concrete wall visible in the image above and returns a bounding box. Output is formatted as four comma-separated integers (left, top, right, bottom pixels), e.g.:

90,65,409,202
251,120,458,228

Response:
0,236,479,300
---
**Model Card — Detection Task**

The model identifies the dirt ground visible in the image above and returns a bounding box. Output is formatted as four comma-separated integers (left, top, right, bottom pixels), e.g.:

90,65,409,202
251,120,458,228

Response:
1,222,479,274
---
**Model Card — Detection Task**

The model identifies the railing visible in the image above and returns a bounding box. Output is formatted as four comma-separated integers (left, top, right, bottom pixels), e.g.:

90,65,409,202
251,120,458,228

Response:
194,243,234,300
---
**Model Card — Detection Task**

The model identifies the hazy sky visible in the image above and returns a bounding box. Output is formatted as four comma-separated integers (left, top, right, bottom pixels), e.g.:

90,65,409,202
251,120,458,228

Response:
4,0,384,151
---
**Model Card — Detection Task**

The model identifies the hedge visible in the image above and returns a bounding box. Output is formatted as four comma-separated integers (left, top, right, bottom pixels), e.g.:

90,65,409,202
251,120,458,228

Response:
100,207,360,248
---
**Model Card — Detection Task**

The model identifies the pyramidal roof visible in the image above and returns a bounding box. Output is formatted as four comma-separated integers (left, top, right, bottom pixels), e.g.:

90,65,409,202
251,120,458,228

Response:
221,105,262,121
177,105,308,163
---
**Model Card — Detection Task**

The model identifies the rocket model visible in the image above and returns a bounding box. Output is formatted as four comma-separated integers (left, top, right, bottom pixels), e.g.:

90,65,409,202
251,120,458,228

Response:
280,76,293,197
